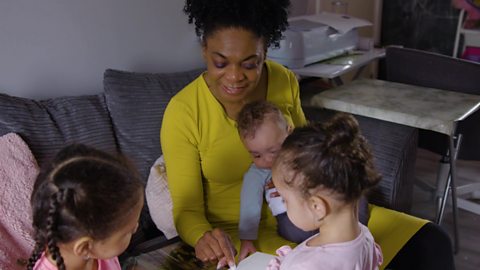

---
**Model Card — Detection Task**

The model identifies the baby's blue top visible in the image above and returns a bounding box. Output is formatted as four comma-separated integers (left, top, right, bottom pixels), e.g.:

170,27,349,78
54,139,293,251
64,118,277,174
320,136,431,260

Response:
239,164,286,240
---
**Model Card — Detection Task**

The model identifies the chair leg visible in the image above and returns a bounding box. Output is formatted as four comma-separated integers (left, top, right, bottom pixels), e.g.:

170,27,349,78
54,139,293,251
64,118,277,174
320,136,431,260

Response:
456,183,480,215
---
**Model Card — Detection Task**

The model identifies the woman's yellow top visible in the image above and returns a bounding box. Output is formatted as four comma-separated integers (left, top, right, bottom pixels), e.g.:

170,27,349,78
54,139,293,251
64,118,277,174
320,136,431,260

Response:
160,60,427,268
161,60,306,252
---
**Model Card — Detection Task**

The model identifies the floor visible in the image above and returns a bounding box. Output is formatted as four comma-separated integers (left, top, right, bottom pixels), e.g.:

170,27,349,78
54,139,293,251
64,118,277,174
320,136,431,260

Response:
412,148,480,270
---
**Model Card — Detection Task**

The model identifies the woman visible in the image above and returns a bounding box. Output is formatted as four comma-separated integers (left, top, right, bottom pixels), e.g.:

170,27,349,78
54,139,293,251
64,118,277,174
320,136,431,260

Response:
161,0,303,267
161,0,449,269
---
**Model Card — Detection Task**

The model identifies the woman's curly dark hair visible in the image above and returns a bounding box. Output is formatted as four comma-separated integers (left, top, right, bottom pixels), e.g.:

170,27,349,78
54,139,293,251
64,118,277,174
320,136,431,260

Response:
183,0,290,48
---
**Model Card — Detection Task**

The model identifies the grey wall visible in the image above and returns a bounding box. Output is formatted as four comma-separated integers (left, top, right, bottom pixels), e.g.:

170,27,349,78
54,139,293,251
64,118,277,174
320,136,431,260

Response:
0,0,204,99
0,0,309,99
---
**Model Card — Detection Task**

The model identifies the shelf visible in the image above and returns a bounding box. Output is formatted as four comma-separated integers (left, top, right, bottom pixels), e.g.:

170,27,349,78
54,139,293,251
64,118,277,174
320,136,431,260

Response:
459,26,480,35
453,9,480,57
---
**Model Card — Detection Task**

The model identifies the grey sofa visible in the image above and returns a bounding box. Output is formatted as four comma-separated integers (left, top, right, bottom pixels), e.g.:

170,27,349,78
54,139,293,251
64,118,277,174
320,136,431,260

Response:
0,68,418,257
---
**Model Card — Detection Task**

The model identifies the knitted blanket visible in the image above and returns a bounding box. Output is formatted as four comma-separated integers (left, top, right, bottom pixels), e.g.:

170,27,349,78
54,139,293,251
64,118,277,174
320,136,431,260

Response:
0,133,37,269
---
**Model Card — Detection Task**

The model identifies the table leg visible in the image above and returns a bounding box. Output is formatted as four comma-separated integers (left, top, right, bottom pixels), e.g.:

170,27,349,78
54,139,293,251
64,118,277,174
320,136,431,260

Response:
456,183,480,215
436,169,449,224
435,157,449,213
435,133,462,254
448,135,460,254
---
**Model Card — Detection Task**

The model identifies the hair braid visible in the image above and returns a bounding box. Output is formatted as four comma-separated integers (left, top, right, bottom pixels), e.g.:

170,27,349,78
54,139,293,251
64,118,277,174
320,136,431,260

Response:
29,143,144,269
26,242,44,270
45,190,66,270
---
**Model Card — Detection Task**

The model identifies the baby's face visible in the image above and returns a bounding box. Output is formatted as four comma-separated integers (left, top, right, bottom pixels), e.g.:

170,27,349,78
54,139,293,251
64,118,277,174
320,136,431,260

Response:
242,119,289,169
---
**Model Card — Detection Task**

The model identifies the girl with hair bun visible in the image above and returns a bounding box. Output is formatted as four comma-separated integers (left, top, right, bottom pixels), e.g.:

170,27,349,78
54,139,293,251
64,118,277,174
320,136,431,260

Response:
268,113,383,269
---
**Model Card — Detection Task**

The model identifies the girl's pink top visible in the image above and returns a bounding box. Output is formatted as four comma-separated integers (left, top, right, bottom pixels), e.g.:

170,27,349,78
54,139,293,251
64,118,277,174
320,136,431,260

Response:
267,223,383,270
33,252,121,270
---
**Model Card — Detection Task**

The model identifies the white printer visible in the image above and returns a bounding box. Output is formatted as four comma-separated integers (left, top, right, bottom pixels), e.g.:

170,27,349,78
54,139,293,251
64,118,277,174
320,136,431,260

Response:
268,12,372,69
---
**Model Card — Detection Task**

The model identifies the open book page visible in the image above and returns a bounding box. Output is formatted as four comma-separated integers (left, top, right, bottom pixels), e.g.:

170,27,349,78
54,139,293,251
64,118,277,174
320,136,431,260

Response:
123,241,276,270
124,241,216,270
235,252,275,270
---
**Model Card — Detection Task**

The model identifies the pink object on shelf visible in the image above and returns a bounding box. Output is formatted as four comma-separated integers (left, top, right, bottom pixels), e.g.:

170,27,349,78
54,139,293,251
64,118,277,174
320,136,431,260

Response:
461,46,480,62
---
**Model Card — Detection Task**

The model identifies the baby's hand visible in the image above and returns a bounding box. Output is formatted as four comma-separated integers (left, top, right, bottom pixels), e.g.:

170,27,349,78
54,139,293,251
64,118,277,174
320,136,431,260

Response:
238,240,257,262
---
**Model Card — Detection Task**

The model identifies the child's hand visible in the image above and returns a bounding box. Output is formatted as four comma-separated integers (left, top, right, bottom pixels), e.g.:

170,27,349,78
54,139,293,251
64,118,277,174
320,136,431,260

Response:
238,240,257,262
266,245,292,270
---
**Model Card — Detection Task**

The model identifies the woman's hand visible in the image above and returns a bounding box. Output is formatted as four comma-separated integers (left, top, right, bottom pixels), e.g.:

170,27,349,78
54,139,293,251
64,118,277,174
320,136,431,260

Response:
195,228,237,268
238,240,257,262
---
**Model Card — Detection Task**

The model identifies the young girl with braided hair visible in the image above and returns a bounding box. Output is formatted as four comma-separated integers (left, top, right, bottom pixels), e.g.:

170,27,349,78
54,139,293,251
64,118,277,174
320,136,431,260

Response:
27,144,144,270
268,113,383,270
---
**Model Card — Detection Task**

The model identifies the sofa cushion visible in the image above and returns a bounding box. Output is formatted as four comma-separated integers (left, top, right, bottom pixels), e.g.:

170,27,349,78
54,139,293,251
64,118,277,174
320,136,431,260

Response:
103,68,204,183
145,155,178,239
0,93,118,167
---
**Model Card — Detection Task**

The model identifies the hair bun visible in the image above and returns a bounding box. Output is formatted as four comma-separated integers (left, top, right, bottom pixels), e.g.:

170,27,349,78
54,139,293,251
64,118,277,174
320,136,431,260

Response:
323,113,360,149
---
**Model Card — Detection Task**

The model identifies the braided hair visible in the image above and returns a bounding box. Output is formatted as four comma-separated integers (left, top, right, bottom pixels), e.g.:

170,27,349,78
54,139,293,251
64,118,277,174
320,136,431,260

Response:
27,144,143,270
275,113,381,202
183,0,291,48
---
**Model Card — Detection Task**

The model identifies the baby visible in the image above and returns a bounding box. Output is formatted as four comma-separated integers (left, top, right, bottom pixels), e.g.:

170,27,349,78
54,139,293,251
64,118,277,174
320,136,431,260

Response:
236,101,316,261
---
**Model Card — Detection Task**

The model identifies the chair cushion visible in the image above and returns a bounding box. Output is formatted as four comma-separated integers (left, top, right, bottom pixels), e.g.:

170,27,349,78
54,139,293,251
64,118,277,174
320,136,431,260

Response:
103,68,204,183
0,93,117,167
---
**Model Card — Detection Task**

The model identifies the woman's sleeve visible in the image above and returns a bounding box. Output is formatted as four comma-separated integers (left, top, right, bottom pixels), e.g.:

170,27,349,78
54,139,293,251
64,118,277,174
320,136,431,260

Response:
288,70,307,127
160,99,212,246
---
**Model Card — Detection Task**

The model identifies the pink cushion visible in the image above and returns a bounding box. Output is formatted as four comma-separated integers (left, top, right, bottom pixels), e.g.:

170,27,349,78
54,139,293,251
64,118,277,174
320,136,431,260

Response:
0,133,37,269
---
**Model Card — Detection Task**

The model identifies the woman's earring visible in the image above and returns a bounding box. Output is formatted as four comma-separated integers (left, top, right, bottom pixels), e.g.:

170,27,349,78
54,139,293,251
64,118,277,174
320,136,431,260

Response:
83,255,90,261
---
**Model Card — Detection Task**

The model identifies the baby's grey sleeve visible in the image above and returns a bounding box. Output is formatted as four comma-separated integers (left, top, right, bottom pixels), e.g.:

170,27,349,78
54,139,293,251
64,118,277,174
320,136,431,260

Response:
238,166,268,240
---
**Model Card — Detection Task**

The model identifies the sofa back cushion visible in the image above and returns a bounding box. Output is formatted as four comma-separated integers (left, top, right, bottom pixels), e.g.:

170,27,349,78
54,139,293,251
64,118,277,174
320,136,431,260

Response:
0,93,117,167
103,68,204,183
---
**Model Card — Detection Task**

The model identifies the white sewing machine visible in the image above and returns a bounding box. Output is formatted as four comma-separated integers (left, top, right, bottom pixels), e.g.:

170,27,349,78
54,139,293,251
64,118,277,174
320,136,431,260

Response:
267,12,372,69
